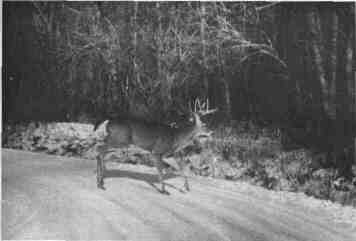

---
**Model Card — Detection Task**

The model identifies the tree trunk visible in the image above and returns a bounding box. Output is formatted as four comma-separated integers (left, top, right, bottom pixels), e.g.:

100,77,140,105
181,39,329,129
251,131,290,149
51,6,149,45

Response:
306,8,330,117
200,2,208,98
345,12,355,165
329,10,338,119
334,11,353,176
156,2,162,79
354,0,356,165
132,1,141,90
217,45,231,119
155,2,171,117
346,26,354,118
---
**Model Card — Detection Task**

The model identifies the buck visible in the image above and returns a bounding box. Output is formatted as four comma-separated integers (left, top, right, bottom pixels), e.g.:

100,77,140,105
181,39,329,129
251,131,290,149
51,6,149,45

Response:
94,99,216,194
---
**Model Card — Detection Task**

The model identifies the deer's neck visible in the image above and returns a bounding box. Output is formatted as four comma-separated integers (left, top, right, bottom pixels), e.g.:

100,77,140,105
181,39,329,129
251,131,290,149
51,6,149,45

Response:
171,121,203,153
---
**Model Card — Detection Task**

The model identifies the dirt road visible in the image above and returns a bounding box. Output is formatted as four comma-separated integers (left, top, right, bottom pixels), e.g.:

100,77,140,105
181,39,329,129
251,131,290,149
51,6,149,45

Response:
2,149,356,240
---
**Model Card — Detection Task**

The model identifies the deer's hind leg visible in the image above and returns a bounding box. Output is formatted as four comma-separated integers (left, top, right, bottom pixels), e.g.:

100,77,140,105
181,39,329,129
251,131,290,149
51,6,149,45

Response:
96,146,108,189
154,154,168,194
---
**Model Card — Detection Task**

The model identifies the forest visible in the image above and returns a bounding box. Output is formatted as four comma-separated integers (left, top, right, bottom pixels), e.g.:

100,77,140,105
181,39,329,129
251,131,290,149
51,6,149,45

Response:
2,2,356,206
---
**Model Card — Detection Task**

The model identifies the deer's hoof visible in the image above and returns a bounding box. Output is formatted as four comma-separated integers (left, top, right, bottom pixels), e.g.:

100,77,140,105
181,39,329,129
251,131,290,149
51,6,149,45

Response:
160,189,170,195
97,180,105,190
159,185,170,195
185,183,190,192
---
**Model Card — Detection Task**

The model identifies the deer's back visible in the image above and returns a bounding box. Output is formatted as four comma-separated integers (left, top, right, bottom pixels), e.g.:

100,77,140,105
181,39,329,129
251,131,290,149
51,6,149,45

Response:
105,120,175,155
104,120,132,148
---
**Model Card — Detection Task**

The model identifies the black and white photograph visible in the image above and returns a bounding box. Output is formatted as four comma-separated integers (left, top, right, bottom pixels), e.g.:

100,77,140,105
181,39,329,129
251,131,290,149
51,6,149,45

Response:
2,1,356,240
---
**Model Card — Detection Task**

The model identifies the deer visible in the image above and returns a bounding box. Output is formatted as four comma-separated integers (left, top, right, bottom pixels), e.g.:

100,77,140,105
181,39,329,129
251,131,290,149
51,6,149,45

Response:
94,99,216,194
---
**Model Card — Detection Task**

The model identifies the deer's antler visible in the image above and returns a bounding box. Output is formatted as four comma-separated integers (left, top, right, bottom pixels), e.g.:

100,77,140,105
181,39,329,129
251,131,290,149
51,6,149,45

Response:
193,98,217,116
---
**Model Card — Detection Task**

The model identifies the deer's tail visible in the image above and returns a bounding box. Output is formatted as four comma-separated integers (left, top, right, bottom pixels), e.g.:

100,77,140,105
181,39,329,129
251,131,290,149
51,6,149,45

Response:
93,120,105,131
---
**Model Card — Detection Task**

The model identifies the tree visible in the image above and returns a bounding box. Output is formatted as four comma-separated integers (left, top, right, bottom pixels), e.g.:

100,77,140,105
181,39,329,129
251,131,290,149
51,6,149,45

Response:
306,6,330,118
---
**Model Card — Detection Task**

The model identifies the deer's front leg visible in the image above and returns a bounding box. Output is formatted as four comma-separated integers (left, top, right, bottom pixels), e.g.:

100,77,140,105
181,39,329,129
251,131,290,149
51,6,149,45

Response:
97,156,105,189
96,146,107,190
184,174,190,192
178,153,190,192
154,155,168,194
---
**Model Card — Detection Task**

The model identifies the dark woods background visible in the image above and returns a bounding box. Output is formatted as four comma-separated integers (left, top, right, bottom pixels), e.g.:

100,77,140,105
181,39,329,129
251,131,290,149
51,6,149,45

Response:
3,2,356,175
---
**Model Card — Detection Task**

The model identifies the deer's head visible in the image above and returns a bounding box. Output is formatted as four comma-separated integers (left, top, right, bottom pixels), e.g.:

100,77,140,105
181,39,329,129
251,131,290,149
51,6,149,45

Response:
189,98,217,138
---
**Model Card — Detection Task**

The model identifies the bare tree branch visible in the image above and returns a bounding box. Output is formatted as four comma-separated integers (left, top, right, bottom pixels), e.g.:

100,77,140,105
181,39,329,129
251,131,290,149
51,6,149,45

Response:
256,2,280,12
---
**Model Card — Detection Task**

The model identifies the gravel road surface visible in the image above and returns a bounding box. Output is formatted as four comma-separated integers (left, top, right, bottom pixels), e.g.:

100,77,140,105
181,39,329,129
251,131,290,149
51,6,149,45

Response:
2,149,356,240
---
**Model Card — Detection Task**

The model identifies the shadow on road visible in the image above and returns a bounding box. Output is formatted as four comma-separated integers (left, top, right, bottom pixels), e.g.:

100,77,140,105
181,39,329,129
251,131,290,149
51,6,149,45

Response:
103,169,185,194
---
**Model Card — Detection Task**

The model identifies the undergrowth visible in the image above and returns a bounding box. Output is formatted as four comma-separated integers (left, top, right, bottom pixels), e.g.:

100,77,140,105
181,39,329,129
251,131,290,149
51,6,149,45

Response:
195,121,356,207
